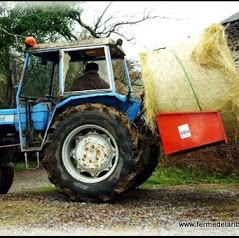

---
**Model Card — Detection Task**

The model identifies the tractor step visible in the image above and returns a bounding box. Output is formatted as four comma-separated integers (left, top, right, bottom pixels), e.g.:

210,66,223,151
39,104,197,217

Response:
24,151,40,170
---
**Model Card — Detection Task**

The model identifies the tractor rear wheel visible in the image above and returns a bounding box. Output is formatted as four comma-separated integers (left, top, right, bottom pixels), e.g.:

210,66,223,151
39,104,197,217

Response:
43,103,139,202
130,117,160,189
131,140,160,189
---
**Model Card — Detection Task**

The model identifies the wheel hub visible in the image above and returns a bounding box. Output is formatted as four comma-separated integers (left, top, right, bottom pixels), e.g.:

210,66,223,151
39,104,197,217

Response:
74,134,113,174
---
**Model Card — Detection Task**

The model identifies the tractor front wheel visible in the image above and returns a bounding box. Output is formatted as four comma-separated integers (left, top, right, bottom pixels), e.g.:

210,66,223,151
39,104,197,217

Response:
0,162,14,194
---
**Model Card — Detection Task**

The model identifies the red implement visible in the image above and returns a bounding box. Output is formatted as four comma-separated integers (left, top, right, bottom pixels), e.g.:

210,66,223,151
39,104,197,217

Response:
156,111,228,155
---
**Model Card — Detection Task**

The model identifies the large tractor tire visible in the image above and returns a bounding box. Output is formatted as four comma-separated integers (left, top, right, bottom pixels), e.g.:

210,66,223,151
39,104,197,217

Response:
42,103,140,203
130,141,160,189
0,162,14,194
130,120,160,189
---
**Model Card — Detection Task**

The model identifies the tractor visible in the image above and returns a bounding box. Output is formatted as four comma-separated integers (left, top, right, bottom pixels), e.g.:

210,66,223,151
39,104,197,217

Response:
0,37,160,202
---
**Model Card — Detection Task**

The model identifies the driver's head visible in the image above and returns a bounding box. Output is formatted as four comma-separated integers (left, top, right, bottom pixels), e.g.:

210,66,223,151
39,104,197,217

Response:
85,62,99,72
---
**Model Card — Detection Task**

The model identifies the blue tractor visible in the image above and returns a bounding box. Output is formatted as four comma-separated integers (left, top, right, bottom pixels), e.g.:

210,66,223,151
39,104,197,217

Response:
0,37,159,202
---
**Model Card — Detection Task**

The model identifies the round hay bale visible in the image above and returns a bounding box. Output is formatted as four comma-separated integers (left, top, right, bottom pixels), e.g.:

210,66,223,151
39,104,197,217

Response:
140,23,239,142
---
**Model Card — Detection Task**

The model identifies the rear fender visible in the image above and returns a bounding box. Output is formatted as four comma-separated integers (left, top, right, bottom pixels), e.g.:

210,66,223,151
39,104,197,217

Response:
40,93,141,151
55,93,141,120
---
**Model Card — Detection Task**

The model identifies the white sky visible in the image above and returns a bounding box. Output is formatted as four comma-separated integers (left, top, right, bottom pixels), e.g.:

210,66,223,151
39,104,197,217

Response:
81,1,239,59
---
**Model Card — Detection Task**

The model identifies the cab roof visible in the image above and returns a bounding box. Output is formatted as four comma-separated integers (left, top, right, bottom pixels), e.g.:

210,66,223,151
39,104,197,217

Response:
27,37,125,58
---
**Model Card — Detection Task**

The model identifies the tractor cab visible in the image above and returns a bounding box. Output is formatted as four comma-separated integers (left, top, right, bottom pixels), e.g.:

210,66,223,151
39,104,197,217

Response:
16,37,139,163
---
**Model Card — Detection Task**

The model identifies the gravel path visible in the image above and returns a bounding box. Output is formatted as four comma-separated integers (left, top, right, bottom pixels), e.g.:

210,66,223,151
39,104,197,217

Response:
1,168,239,236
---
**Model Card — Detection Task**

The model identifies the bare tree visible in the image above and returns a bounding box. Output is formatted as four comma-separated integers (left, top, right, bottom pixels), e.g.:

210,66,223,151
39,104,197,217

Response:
0,1,176,106
71,1,177,42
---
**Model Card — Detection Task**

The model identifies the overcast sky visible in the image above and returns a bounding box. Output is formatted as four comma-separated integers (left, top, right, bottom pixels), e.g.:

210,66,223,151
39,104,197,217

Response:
81,1,239,59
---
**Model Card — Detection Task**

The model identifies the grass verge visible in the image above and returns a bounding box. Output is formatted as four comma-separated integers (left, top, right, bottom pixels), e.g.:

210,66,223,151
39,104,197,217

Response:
14,162,239,190
141,166,239,188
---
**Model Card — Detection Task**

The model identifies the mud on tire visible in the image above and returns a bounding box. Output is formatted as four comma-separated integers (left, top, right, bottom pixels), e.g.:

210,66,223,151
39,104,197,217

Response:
42,103,140,203
130,118,160,189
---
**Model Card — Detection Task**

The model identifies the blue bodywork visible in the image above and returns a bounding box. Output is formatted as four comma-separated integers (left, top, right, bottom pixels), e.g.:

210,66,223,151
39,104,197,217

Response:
0,91,140,130
2,38,143,153
0,103,50,131
55,92,141,120
0,91,141,151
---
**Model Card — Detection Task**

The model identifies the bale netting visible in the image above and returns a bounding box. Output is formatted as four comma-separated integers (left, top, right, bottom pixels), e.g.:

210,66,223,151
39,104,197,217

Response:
140,23,239,143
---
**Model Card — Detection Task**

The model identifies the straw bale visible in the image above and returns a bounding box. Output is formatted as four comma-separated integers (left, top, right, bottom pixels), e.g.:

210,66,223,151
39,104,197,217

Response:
140,23,239,142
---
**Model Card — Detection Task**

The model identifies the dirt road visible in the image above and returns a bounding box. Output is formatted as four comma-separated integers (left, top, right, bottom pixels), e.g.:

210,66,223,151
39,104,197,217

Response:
1,168,239,236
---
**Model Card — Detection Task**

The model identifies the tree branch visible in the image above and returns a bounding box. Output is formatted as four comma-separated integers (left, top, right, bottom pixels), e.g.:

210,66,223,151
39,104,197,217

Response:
0,26,26,44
